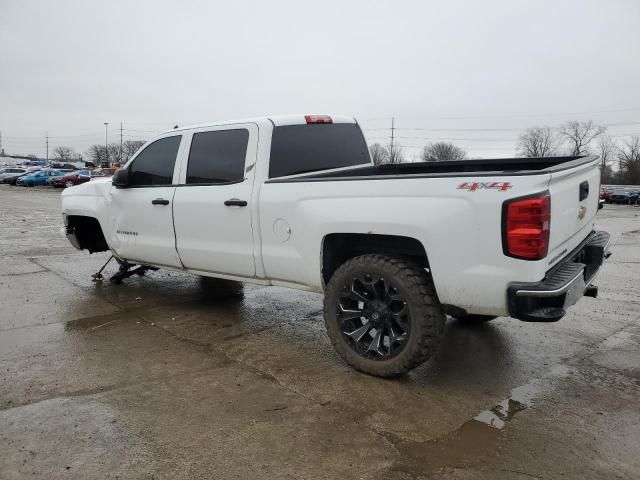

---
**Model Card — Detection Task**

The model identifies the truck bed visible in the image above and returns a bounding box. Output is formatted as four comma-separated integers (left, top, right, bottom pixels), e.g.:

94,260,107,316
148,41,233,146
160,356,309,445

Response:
267,155,595,182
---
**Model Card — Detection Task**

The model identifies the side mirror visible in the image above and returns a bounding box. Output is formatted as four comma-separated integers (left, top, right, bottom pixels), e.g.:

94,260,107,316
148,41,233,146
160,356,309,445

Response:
112,168,130,188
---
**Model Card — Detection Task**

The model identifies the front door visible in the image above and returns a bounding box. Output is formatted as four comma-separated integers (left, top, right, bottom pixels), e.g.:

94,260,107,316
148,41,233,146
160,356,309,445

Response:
109,135,184,268
172,124,258,277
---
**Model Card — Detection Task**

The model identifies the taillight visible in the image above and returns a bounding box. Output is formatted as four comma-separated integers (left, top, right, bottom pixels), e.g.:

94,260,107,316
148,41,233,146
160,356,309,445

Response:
304,115,333,124
502,192,551,260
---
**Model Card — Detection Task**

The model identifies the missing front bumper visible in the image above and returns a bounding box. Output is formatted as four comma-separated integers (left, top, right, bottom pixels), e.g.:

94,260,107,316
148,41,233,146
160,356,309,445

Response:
507,230,611,322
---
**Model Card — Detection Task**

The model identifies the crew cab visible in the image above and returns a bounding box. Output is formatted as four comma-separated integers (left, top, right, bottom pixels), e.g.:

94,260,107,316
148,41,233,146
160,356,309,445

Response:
61,114,610,377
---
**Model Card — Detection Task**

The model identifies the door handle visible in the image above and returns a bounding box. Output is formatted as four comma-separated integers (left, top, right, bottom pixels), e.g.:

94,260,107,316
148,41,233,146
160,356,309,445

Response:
224,198,248,207
151,198,170,205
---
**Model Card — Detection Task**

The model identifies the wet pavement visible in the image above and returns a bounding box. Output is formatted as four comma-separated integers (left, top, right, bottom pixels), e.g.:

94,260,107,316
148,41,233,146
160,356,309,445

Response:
0,185,639,479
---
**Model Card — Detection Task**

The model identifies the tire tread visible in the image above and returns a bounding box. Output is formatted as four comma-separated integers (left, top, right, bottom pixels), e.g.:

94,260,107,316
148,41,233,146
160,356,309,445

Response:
323,254,445,378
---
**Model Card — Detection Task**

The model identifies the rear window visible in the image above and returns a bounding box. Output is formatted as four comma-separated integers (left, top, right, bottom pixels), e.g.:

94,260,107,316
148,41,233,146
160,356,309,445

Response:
269,123,370,178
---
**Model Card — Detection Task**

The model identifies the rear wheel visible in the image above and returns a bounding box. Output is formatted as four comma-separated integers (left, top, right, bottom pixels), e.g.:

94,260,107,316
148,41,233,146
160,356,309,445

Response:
64,181,74,188
324,254,445,378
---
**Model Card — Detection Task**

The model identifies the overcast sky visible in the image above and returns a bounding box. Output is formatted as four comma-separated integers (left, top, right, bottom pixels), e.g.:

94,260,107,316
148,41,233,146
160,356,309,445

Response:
1,0,639,159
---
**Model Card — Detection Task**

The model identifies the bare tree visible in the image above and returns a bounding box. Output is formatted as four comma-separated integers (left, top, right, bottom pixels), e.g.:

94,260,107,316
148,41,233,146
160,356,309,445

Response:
86,144,107,164
87,141,144,165
369,143,389,166
420,142,466,161
387,143,405,164
597,136,616,173
122,140,146,161
53,146,76,161
516,126,560,157
560,120,607,156
616,136,640,185
108,143,123,164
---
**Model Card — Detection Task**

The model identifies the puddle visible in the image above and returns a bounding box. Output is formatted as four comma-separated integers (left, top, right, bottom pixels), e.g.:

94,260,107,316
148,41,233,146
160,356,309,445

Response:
65,312,136,331
472,364,569,430
386,365,571,474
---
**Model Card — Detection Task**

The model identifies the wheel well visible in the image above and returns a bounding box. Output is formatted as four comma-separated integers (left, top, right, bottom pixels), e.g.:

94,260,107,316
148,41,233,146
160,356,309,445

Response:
321,233,429,285
67,216,109,253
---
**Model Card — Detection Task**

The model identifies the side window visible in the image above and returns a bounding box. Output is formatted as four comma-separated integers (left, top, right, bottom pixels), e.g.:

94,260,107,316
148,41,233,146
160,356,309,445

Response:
186,129,249,184
129,136,182,186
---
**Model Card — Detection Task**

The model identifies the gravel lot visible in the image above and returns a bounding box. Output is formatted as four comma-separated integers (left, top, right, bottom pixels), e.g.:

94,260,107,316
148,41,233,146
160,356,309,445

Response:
0,185,639,480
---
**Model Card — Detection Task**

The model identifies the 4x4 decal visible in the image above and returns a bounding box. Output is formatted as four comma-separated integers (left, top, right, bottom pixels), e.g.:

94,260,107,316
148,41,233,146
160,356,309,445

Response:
457,181,512,192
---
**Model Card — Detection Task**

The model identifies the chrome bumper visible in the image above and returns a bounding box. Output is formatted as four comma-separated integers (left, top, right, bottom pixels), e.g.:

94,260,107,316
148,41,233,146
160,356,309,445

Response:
507,231,611,322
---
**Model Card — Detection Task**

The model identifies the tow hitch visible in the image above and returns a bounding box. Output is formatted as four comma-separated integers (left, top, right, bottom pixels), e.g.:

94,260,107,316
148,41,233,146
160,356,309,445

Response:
584,285,598,298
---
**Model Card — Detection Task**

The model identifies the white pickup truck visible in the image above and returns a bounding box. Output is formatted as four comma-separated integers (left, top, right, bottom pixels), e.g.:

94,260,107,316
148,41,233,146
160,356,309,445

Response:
62,114,610,377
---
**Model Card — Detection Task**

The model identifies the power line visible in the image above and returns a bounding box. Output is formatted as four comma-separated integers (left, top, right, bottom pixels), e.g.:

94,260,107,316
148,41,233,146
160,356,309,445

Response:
363,121,640,133
359,106,640,121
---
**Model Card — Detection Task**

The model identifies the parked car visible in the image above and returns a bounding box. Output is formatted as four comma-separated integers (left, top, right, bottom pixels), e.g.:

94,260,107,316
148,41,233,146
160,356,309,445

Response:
62,113,609,378
609,190,638,205
20,159,47,167
50,162,84,170
50,170,92,188
17,170,65,187
2,172,29,185
599,188,613,203
90,167,117,178
0,167,27,181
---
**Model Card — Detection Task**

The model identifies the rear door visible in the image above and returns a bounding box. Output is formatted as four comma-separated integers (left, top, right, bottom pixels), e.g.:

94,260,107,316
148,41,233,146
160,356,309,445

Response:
546,157,601,264
109,135,184,268
172,124,258,277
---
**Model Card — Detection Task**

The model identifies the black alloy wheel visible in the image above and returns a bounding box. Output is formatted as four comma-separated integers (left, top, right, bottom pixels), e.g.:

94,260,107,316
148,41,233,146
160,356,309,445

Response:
336,273,410,360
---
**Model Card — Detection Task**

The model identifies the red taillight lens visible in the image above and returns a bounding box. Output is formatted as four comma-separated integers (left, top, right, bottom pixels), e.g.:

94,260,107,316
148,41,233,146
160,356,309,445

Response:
503,193,551,260
304,115,333,124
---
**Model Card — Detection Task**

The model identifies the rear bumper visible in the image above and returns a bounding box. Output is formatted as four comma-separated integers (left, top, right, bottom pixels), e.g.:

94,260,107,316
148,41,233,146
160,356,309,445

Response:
507,230,611,322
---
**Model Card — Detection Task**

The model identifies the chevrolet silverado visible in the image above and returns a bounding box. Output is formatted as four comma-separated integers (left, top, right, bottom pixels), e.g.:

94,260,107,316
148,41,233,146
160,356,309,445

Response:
61,114,610,377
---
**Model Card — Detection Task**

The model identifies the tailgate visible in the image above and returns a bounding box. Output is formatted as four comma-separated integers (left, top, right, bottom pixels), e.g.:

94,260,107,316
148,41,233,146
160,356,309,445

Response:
547,156,601,266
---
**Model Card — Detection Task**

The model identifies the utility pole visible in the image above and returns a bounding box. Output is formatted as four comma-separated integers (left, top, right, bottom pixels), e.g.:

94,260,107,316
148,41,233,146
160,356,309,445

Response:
45,132,49,164
104,122,109,166
120,122,123,165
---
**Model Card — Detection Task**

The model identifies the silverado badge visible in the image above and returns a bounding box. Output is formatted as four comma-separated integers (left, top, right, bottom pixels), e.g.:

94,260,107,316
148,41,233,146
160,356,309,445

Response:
578,205,587,220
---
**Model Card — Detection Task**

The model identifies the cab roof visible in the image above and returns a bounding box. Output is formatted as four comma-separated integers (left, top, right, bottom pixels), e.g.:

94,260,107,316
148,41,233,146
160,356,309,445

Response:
169,114,357,134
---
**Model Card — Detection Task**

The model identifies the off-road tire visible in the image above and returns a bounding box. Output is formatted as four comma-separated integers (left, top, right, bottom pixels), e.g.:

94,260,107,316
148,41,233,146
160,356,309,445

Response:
324,254,445,378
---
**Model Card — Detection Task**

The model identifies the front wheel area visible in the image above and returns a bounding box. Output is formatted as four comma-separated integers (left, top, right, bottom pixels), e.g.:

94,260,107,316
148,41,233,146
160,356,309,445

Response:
324,254,445,378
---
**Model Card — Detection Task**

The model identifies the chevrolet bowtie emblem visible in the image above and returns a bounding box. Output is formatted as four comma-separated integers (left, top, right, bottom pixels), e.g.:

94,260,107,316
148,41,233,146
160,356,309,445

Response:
578,205,587,220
